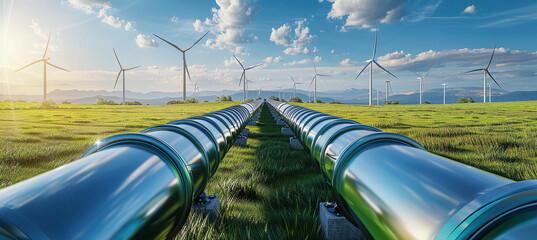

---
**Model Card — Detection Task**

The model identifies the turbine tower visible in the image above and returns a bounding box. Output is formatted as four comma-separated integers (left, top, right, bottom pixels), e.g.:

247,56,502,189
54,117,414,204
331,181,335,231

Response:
233,55,262,101
442,83,447,104
412,68,432,104
113,48,141,105
15,32,69,101
488,82,493,103
310,62,330,103
355,29,397,105
290,75,303,98
278,85,284,100
153,31,209,101
466,44,501,103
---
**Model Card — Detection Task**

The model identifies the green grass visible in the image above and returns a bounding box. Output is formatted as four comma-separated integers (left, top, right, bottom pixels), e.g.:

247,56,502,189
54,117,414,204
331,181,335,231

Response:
2,100,537,239
178,103,331,239
0,102,238,188
296,101,537,181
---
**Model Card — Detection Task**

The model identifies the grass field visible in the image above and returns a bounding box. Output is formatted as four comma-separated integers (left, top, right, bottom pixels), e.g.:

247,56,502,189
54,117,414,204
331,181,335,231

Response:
1,100,536,239
297,101,537,181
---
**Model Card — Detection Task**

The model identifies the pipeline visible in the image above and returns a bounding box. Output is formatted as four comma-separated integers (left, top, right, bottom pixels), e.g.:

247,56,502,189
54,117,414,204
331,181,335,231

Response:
267,99,537,240
0,100,263,240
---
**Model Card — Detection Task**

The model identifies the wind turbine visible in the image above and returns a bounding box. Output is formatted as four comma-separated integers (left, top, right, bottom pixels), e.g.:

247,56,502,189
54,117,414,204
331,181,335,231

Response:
442,83,447,104
257,87,262,98
233,55,262,101
355,29,397,105
384,80,393,104
290,75,303,98
194,82,200,99
153,31,209,101
310,62,330,103
113,48,140,105
277,85,284,100
412,68,432,104
15,32,69,101
466,44,501,103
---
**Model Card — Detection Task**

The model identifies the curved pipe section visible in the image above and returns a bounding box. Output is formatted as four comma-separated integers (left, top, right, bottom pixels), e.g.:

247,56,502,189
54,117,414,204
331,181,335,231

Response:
0,100,263,240
267,100,537,240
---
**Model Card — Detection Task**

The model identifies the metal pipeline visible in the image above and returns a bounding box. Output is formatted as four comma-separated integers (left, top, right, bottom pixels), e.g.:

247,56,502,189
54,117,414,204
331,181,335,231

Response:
0,100,263,240
267,100,537,240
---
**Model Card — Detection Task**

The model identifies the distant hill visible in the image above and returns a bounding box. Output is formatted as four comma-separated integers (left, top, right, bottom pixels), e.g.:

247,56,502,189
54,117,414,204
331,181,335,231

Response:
1,87,535,105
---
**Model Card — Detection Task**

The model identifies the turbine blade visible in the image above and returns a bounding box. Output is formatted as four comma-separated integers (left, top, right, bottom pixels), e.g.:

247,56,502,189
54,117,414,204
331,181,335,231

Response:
46,62,70,72
290,75,296,83
125,66,141,71
313,62,317,74
185,31,209,51
372,30,378,59
114,70,122,89
153,34,184,52
239,71,245,86
355,62,371,80
466,69,484,73
317,74,331,77
15,59,44,72
185,64,192,82
245,63,263,70
113,48,122,69
233,55,245,69
423,68,432,79
43,32,51,59
486,44,496,69
373,61,397,78
487,70,501,88
412,71,422,78
389,82,393,93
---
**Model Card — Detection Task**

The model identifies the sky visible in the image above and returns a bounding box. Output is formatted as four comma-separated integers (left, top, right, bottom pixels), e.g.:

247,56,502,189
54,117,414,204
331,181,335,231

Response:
1,0,536,97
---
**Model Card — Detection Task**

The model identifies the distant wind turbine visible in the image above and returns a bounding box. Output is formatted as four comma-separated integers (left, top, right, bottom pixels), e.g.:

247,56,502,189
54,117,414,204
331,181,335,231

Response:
194,82,200,99
278,85,284,100
290,75,303,98
442,83,447,104
384,80,393,103
234,55,262,101
466,44,502,103
257,87,262,98
15,32,69,101
113,48,140,105
355,29,397,105
153,31,209,101
412,68,432,104
310,62,330,103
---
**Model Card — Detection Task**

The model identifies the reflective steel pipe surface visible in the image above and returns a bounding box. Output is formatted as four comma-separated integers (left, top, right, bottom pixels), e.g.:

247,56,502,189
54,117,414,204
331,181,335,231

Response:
267,100,537,240
0,100,263,240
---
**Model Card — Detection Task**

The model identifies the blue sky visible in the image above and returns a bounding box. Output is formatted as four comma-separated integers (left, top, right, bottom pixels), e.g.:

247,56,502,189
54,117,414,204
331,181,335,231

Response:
1,0,536,96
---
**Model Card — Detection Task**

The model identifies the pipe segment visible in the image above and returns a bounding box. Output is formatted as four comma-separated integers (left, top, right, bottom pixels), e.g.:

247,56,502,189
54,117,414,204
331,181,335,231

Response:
0,100,263,240
267,100,537,240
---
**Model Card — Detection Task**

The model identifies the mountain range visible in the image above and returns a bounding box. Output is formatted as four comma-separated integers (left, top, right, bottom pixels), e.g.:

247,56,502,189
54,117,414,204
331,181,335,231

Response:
1,88,535,105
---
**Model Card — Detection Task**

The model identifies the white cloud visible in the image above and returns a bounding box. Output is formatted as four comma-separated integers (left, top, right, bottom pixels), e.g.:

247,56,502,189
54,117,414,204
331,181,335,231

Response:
284,59,311,66
234,46,249,55
314,56,322,62
30,20,48,40
376,47,537,71
326,0,407,29
270,19,316,55
331,49,335,54
224,56,241,67
147,66,159,70
462,5,476,14
339,58,357,66
68,0,135,31
269,24,291,45
265,56,283,63
195,0,256,49
170,16,179,23
136,34,159,48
